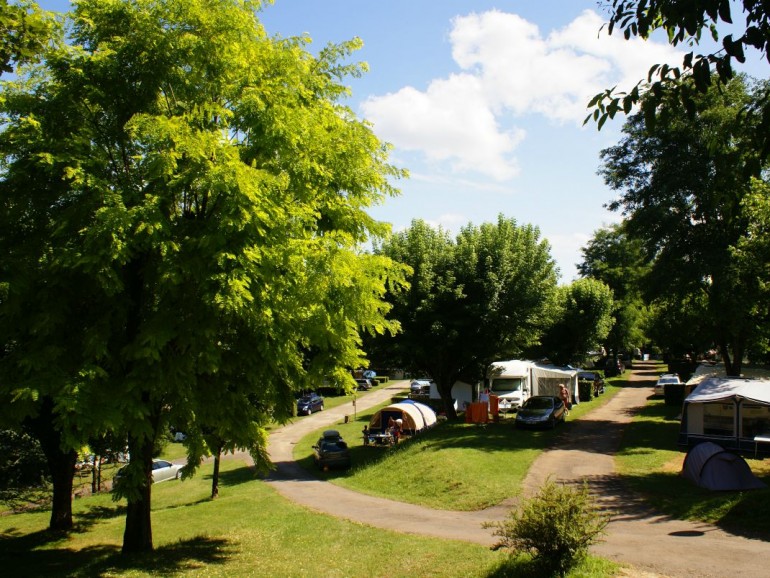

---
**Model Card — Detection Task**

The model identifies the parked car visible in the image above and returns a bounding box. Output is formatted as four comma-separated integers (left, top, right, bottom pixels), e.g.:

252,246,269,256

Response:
515,395,566,429
312,430,351,470
296,393,324,415
578,371,605,397
603,358,625,377
410,379,432,395
355,378,373,391
654,373,682,396
115,459,182,485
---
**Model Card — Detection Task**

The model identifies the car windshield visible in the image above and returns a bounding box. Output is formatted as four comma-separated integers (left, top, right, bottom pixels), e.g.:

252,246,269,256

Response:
321,441,345,452
525,397,554,410
490,378,523,393
658,377,679,384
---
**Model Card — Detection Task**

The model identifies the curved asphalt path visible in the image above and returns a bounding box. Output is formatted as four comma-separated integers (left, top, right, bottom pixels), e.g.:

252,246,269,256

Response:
264,366,770,577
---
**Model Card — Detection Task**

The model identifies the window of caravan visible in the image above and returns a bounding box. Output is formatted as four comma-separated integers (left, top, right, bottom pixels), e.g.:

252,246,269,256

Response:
490,378,524,394
702,402,734,436
741,404,770,438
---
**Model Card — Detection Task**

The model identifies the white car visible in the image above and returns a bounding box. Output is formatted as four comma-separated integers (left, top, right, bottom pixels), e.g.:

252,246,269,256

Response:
115,459,183,485
654,374,681,396
410,379,433,395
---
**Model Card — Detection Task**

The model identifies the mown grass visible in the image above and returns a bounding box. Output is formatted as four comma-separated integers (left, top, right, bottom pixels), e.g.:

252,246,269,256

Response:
616,395,770,539
0,457,618,577
293,383,626,512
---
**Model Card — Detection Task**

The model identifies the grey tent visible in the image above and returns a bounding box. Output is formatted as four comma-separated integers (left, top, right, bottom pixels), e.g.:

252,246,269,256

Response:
681,442,767,491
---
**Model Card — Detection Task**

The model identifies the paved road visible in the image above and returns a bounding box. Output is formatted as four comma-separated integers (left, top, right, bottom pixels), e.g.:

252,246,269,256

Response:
264,367,770,577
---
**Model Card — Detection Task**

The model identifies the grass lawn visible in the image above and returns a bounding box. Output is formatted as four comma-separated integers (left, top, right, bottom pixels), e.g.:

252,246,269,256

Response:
616,394,770,539
293,382,626,512
0,458,618,577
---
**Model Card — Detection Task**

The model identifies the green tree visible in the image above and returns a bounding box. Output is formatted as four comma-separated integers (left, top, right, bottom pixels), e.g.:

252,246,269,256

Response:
578,224,649,358
373,216,558,418
599,75,768,374
532,278,614,366
0,0,56,75
588,0,770,157
0,0,404,553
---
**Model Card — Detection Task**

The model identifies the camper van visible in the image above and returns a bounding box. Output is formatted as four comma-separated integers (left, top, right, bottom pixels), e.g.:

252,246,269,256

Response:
488,360,578,414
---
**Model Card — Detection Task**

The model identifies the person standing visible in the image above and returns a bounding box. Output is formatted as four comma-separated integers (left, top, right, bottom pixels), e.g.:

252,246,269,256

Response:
559,383,571,415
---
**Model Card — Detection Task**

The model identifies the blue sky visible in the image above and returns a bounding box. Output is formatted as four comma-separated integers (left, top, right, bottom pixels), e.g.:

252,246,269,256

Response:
38,1,769,280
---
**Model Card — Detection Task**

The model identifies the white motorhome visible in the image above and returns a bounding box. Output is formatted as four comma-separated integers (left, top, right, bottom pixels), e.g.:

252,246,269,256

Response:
488,360,578,413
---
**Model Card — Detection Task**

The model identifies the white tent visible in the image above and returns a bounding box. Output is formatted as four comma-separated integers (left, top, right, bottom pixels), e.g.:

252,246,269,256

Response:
679,377,770,456
369,401,437,435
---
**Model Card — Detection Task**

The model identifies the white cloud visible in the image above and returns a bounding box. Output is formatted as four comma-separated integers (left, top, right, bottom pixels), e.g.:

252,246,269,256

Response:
361,9,682,181
362,74,524,181
425,213,468,233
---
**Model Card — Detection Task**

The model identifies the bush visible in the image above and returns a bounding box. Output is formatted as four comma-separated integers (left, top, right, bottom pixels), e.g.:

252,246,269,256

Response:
578,381,593,402
0,429,50,506
484,478,609,577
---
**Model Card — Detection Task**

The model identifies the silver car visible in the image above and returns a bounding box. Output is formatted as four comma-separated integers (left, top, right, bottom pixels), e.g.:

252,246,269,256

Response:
654,374,681,396
115,459,182,485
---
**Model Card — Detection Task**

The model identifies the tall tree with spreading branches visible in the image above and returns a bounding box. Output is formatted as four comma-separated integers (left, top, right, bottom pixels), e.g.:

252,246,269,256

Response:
0,0,405,553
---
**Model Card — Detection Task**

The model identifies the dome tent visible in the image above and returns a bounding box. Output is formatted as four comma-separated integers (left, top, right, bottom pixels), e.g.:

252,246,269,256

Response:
681,441,766,491
369,400,437,435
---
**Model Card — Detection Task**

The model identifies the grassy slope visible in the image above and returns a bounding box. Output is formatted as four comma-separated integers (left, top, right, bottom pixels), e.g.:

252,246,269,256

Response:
295,384,623,511
616,394,770,539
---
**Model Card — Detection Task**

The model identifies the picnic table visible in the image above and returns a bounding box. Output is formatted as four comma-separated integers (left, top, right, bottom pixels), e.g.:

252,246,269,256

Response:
368,432,394,446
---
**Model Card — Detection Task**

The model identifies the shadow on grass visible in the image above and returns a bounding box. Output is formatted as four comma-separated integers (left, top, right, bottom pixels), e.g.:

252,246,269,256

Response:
201,464,255,487
68,503,128,535
599,468,770,542
0,534,235,577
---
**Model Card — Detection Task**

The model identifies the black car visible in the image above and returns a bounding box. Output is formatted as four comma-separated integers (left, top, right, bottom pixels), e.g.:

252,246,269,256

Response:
312,430,351,470
515,396,566,429
296,393,324,415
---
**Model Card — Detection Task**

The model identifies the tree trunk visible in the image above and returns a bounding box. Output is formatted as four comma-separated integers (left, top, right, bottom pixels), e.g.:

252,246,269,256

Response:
719,338,742,376
211,449,221,499
122,435,154,554
438,382,458,420
48,448,77,530
23,397,76,531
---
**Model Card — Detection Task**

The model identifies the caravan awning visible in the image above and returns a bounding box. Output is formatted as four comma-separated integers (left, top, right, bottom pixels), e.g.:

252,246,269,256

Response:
686,377,770,405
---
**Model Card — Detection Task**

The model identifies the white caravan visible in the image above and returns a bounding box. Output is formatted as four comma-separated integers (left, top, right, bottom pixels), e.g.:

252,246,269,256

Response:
488,360,578,413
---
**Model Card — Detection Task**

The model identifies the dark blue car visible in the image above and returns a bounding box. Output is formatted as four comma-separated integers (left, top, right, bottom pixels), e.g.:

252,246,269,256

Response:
296,393,324,416
515,396,566,429
313,430,351,470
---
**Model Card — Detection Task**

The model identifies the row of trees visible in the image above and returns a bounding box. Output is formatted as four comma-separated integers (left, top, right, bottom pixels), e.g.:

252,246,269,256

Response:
585,74,770,374
368,216,615,418
0,0,406,553
3,0,770,560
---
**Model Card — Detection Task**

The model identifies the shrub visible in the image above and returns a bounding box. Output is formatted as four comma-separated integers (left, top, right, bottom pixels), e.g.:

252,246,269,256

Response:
484,478,610,577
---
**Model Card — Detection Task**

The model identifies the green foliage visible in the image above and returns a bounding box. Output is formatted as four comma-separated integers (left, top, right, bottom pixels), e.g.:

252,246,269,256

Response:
532,278,614,365
599,75,770,372
0,0,57,75
578,223,649,356
485,479,610,577
372,215,558,416
0,428,49,503
0,0,405,549
587,1,770,158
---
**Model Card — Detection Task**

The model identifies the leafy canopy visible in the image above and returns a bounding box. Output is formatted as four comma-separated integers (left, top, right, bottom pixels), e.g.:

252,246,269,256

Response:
0,0,405,550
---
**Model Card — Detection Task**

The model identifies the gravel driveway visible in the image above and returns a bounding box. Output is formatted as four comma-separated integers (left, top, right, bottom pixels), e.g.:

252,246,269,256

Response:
265,366,770,577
